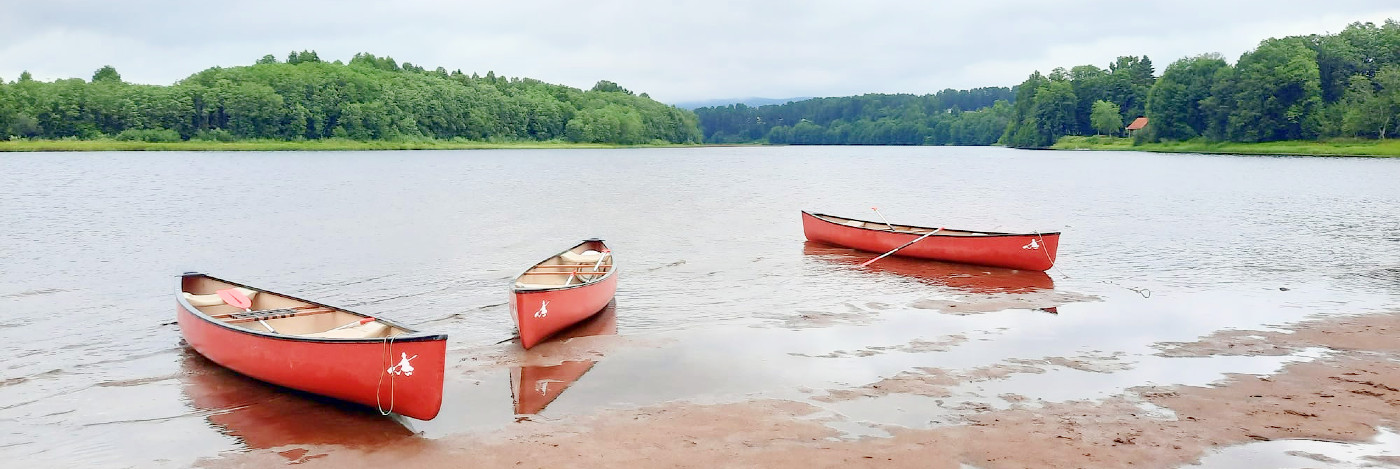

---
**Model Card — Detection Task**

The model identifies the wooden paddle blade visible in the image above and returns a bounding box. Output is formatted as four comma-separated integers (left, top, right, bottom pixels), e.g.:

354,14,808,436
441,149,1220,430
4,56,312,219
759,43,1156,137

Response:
216,288,252,309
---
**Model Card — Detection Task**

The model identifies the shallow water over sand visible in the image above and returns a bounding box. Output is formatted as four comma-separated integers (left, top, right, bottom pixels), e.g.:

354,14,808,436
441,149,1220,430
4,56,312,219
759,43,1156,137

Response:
1,146,1398,467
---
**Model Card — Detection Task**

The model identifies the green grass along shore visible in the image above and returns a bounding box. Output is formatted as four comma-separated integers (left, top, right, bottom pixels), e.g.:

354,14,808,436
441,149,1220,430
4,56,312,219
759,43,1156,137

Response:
3,136,1398,156
1052,136,1400,157
0,138,684,152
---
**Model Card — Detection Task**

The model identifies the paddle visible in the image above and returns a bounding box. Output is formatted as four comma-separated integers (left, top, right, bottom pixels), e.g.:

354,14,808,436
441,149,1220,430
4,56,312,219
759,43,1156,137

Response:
216,288,251,310
860,227,943,267
870,207,896,230
216,288,274,332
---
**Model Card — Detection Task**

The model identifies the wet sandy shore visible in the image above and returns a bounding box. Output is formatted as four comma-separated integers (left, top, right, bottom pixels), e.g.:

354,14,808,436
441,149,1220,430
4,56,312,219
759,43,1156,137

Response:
199,309,1400,468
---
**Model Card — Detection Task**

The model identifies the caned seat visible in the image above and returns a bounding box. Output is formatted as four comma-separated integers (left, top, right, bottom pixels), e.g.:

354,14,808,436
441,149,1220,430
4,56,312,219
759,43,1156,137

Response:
560,250,607,264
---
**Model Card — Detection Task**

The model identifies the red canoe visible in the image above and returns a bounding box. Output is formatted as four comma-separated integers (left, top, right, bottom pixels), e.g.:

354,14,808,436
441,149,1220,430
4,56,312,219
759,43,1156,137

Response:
802,211,1060,271
510,302,617,414
510,239,618,349
176,273,447,420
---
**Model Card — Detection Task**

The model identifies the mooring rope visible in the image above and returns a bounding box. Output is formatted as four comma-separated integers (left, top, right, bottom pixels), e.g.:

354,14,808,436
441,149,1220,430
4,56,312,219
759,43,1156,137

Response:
376,333,397,416
1035,230,1150,298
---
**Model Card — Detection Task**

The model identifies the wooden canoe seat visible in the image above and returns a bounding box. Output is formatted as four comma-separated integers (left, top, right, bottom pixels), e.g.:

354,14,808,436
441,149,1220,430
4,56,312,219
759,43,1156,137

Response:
560,250,607,264
222,307,333,323
302,321,391,339
843,220,865,228
184,288,257,307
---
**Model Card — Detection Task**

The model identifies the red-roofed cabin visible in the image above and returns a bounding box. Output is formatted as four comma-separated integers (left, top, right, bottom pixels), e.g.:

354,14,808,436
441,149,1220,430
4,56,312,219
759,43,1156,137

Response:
1126,117,1149,135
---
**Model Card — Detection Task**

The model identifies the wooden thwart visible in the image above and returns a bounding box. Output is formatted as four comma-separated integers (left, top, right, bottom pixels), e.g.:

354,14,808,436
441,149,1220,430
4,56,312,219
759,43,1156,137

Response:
223,307,337,324
526,266,613,270
210,304,323,319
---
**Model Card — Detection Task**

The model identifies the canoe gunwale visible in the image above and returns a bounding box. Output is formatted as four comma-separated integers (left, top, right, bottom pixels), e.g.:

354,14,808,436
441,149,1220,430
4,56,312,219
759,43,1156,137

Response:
803,211,1060,238
177,273,446,344
509,239,617,295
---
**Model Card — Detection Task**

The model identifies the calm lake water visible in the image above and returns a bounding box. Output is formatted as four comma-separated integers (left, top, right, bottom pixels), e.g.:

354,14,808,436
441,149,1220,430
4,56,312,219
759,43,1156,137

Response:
2,146,1398,467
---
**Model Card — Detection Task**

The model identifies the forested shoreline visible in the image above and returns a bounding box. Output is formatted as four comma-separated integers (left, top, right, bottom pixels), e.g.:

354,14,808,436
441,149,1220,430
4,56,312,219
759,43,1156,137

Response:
1003,20,1400,148
3,19,1399,151
697,19,1400,150
694,88,1015,146
0,52,701,145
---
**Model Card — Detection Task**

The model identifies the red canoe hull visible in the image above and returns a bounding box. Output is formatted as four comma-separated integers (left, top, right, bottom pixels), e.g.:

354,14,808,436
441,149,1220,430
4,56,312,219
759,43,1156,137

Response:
802,211,1060,271
512,273,617,349
176,276,446,420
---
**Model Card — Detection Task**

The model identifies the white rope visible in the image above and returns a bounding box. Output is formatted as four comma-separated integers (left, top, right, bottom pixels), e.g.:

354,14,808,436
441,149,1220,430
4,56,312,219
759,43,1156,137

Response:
1035,230,1150,298
376,333,397,415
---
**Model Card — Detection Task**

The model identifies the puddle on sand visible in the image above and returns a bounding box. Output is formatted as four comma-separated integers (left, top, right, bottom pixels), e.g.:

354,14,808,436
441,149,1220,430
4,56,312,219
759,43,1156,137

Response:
1194,427,1400,468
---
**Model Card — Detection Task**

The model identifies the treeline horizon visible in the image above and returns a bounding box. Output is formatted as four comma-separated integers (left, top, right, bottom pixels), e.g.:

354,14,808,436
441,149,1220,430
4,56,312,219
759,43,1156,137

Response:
0,51,701,144
1004,19,1400,147
4,19,1398,149
698,19,1400,148
695,88,1016,145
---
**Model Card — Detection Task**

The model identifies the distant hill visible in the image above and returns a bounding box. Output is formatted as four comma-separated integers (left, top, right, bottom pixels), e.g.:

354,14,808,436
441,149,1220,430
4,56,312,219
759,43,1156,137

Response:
671,97,813,110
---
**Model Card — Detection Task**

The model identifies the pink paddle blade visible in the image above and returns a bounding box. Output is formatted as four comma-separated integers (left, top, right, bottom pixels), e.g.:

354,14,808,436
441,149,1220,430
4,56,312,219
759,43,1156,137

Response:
216,288,252,309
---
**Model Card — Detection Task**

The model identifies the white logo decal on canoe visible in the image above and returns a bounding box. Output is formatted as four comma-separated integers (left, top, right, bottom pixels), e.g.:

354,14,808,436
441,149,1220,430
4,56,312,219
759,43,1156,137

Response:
534,300,550,318
535,378,564,395
387,352,417,376
1022,239,1040,250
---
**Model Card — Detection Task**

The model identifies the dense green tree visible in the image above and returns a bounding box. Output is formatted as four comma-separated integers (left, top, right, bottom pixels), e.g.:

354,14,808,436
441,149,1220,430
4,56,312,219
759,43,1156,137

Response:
1227,37,1323,142
1090,100,1122,135
287,50,322,65
1106,56,1155,122
91,66,122,83
589,80,634,95
1070,65,1110,135
1340,65,1400,138
1032,79,1078,140
1001,71,1049,147
1145,54,1229,140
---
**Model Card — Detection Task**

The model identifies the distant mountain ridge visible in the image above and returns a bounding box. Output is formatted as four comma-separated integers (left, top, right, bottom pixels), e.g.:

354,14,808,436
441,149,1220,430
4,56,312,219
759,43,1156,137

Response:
671,97,814,110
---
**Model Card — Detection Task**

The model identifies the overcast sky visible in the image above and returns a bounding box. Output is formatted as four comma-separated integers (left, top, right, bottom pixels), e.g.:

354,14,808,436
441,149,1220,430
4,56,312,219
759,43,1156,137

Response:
3,1,1399,104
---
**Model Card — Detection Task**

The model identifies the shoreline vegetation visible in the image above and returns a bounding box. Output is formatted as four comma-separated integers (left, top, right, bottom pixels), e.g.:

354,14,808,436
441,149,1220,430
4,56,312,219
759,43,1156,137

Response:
1051,135,1400,157
0,51,703,148
6,136,1400,157
4,20,1398,156
0,138,677,152
691,19,1400,155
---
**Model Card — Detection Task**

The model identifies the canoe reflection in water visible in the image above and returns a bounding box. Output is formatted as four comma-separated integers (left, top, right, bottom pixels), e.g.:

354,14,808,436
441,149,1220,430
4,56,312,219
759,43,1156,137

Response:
178,350,415,450
802,241,1056,295
510,301,618,415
